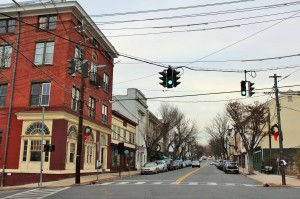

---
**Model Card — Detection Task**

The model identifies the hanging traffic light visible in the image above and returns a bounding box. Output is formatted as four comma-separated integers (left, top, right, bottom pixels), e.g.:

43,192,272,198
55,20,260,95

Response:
172,69,181,87
166,67,173,88
248,81,255,97
81,60,89,78
241,81,247,96
159,70,167,87
67,59,76,77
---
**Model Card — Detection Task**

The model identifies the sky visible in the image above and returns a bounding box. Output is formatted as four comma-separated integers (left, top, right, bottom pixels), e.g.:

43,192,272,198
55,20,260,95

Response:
2,0,300,144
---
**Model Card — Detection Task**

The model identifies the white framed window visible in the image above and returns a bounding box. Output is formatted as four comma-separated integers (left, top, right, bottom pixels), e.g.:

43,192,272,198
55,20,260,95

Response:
88,96,96,118
0,45,12,68
112,125,116,139
21,122,50,163
34,42,54,65
67,125,77,163
0,84,8,107
71,86,80,111
123,129,127,142
102,104,108,124
117,127,120,141
0,19,14,33
38,15,57,30
103,73,109,92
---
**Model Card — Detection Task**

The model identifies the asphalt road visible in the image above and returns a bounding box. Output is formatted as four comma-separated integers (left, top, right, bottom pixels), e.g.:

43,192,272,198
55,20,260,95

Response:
1,162,300,199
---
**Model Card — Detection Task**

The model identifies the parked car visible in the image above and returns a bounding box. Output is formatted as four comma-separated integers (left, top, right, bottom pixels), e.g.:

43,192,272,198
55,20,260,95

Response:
184,160,192,167
163,158,173,171
171,160,179,170
191,160,201,168
141,162,159,175
175,160,184,169
221,160,230,171
156,160,168,172
224,161,239,174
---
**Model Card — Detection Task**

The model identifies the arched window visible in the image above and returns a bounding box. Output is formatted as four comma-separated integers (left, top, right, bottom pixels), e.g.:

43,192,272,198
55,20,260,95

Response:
67,125,77,138
25,122,49,135
67,125,77,163
100,134,106,146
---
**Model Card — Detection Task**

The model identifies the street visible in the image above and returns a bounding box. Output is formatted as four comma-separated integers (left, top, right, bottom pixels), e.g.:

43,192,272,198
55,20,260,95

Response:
1,162,300,199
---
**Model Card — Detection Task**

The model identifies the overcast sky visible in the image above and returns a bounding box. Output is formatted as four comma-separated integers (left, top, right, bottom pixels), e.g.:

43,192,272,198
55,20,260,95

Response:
3,0,300,144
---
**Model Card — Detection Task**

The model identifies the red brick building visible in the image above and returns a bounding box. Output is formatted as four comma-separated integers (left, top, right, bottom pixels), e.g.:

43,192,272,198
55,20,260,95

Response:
0,1,117,186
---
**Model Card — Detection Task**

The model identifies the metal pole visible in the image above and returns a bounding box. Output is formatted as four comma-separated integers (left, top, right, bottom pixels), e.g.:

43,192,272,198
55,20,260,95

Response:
39,106,45,186
270,74,286,185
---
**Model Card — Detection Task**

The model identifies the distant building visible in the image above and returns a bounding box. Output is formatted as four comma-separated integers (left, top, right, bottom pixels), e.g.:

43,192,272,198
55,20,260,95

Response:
112,88,148,169
0,1,117,186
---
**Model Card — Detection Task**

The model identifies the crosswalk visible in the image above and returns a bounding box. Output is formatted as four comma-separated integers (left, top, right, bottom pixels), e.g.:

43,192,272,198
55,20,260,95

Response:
98,180,261,187
1,187,70,199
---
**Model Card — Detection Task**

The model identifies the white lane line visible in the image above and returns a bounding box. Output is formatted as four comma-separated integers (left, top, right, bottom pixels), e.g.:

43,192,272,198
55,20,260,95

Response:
100,182,114,185
188,182,198,185
225,183,236,186
170,182,179,185
134,182,146,185
207,182,217,186
117,182,130,185
152,182,164,185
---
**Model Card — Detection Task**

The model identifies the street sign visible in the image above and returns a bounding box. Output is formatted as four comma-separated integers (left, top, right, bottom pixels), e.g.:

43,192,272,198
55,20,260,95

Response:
124,150,129,155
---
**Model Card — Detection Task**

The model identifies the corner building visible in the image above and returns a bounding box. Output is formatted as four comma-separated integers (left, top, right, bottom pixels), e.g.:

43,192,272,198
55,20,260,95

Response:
0,1,117,186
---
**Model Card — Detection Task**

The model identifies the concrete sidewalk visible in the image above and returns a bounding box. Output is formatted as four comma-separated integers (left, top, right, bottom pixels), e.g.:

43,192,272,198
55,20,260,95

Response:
1,170,141,191
239,167,300,187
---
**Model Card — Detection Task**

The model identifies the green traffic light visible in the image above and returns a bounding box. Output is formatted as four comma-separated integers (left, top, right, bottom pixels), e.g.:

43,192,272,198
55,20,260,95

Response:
167,80,173,85
241,91,247,96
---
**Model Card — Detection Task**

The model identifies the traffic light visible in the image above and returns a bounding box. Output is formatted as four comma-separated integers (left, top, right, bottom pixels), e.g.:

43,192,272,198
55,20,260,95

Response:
248,81,255,97
81,60,89,78
67,59,76,77
172,69,181,87
159,70,167,87
241,81,247,96
166,67,173,88
117,142,124,154
43,144,55,152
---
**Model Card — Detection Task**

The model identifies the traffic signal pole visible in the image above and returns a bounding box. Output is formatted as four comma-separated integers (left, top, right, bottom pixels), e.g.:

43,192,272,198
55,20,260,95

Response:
269,74,286,185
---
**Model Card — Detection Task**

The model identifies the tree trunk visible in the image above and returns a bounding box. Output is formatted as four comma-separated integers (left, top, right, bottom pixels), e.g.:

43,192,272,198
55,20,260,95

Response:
248,152,255,175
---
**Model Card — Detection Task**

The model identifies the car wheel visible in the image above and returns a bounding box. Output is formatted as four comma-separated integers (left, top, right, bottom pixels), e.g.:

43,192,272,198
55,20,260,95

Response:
225,170,228,173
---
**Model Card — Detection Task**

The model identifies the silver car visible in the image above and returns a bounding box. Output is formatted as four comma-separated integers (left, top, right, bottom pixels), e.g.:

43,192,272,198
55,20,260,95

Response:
141,162,159,174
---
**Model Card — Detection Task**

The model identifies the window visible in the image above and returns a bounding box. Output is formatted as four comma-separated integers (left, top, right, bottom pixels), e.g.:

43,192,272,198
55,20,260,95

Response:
103,73,109,92
0,45,12,68
38,15,57,30
102,104,108,124
288,96,293,102
123,129,127,142
30,83,51,107
30,140,41,161
86,145,93,164
112,148,118,166
34,42,54,65
0,19,15,33
69,143,75,163
117,127,120,141
71,86,80,111
0,84,8,107
22,140,28,161
88,96,96,118
112,125,116,139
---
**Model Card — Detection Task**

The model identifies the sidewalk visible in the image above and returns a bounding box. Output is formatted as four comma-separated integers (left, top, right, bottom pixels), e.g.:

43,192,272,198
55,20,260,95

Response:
1,170,141,191
239,167,300,187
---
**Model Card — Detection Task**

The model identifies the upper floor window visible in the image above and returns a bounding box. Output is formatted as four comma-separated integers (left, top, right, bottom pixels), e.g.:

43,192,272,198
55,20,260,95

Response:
30,83,51,107
103,73,109,93
0,45,12,68
88,96,96,118
0,84,8,107
34,42,54,65
71,86,80,111
0,19,14,34
38,15,57,30
102,104,108,124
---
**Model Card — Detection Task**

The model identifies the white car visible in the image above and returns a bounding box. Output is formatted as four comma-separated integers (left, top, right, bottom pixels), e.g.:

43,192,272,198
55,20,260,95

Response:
141,162,159,174
155,160,168,172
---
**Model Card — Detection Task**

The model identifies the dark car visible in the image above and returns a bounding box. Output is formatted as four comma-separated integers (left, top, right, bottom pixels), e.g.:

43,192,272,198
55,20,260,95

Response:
163,158,173,171
175,160,184,169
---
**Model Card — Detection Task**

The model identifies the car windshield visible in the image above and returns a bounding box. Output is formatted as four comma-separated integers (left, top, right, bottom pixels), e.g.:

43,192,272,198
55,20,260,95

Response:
144,162,156,167
192,161,199,163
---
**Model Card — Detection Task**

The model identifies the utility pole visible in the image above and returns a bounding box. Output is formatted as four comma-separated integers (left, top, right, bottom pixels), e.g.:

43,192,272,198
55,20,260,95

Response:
75,20,87,185
269,74,286,185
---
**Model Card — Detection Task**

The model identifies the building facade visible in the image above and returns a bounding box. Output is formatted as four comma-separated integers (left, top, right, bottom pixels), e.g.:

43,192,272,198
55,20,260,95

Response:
112,88,148,169
0,1,117,186
111,110,137,172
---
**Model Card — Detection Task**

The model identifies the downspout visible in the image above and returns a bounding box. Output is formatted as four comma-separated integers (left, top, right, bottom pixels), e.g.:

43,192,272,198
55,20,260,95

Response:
1,12,20,187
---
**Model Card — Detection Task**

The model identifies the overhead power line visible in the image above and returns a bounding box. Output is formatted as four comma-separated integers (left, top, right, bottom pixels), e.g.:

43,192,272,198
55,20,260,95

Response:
89,0,254,17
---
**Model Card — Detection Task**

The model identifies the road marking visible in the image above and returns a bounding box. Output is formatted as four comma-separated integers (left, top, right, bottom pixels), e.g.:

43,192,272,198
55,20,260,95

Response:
101,182,114,185
188,182,198,185
170,182,180,185
134,182,146,185
153,182,164,185
1,187,69,199
207,182,217,185
117,182,130,185
176,164,207,183
225,183,236,186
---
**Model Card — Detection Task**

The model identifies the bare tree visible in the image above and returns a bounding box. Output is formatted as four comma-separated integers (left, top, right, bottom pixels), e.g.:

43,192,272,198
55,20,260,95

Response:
205,113,229,159
142,103,183,161
226,101,268,174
